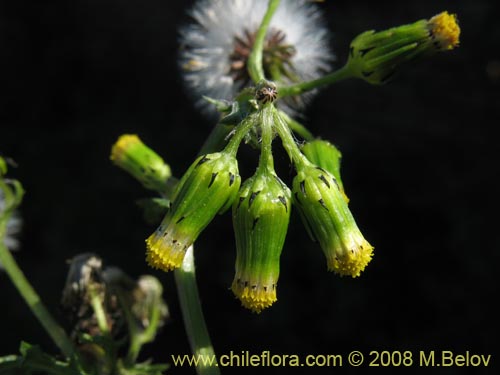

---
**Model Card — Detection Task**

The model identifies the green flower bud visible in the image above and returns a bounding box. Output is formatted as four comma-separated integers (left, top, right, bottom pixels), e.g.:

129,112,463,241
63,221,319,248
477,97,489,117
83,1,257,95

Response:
146,152,241,271
110,134,171,192
347,11,460,84
292,163,373,277
231,171,291,313
301,139,348,202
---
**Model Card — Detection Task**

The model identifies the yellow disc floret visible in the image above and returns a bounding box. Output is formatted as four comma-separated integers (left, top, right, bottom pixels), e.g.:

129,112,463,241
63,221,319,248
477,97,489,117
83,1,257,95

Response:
231,279,277,313
145,229,189,272
110,134,140,162
327,240,374,278
429,12,460,50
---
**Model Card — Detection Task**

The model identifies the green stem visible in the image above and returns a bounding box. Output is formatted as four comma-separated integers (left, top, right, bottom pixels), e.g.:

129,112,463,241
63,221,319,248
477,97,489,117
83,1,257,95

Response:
272,108,308,167
122,282,164,365
125,321,141,365
174,247,220,375
279,110,315,141
140,293,162,345
257,105,275,172
279,64,353,97
89,286,110,335
223,114,257,157
0,243,74,358
116,289,141,365
248,0,282,82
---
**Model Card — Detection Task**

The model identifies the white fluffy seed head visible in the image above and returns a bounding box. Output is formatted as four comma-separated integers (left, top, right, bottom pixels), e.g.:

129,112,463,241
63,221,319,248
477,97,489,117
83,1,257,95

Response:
179,0,334,115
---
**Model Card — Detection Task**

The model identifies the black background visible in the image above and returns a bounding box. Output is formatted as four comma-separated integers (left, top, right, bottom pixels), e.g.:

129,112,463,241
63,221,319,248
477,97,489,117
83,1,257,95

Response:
1,0,499,374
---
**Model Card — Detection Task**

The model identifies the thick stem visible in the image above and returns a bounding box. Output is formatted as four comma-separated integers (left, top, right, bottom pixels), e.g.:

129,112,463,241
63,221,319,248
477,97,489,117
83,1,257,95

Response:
272,107,309,167
89,286,110,335
223,114,257,157
279,64,353,97
248,0,282,83
125,316,142,365
122,282,164,365
257,105,275,173
116,288,141,365
0,243,74,358
174,247,220,375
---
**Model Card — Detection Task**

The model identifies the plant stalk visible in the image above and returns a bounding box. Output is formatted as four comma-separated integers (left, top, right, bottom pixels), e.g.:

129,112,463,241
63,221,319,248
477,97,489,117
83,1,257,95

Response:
174,247,220,375
0,243,74,358
279,64,353,97
248,0,282,83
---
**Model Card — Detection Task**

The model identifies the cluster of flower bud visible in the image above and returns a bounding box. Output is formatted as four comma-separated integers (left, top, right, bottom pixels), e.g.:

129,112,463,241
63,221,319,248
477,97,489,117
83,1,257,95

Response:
134,83,373,313
110,8,461,313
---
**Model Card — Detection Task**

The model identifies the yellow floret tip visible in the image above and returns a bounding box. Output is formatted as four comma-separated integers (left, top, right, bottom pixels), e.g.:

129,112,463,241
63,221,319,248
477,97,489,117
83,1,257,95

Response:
429,11,460,50
231,281,277,313
110,134,140,162
328,242,374,278
145,234,185,272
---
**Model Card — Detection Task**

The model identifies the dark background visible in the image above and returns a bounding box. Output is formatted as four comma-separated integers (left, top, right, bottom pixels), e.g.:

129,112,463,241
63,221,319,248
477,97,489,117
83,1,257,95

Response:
1,0,499,374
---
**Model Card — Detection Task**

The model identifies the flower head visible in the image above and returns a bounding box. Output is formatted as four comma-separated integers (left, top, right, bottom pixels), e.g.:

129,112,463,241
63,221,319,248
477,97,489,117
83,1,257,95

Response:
292,162,373,277
428,12,460,50
231,170,291,313
347,11,460,84
146,151,241,271
179,0,333,113
301,139,348,202
111,134,171,193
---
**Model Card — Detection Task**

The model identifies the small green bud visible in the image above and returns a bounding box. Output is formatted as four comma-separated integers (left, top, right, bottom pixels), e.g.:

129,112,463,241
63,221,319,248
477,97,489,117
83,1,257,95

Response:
146,152,241,271
292,163,373,277
301,139,348,202
110,134,171,192
231,171,291,313
347,11,460,84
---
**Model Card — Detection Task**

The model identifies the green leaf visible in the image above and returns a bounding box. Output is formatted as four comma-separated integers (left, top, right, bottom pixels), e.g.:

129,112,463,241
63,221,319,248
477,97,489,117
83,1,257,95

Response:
0,342,73,375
